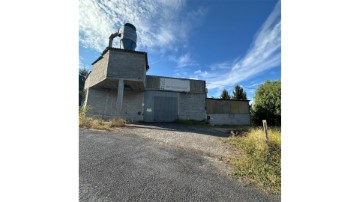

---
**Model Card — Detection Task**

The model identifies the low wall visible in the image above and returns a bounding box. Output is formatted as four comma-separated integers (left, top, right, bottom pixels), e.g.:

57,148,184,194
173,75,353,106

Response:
207,114,250,126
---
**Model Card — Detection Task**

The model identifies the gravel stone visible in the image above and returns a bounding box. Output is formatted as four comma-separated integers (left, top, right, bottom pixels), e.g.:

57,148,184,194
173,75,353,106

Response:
80,124,280,201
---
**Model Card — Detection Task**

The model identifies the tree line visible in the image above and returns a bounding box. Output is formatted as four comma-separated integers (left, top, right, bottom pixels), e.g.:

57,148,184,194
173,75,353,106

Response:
220,85,247,100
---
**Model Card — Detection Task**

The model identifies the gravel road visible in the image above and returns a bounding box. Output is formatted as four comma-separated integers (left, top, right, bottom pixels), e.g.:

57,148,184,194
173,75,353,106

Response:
80,124,279,201
123,123,234,158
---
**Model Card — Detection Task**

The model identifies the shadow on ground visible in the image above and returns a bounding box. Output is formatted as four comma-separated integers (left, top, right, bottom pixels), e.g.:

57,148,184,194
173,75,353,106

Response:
126,122,232,138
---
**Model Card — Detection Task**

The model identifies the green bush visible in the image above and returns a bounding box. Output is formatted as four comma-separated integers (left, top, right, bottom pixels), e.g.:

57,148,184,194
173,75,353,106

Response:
251,80,281,126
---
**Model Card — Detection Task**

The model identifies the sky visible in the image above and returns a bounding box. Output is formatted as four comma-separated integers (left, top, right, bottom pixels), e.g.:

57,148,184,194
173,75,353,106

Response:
79,0,281,103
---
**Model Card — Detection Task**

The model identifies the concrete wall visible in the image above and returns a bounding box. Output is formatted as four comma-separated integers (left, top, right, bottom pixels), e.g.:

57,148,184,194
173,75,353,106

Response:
107,50,146,83
84,48,147,90
86,88,144,122
84,52,109,89
207,114,250,126
146,75,205,93
178,93,206,121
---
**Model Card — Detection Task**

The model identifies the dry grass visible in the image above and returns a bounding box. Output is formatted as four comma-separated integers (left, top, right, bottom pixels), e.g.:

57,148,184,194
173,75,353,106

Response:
79,106,126,130
226,127,281,194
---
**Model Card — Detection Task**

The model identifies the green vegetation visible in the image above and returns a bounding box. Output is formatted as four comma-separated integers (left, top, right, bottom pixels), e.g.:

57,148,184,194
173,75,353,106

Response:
226,127,281,194
251,80,281,126
232,85,247,100
220,89,231,99
79,67,90,106
79,105,126,130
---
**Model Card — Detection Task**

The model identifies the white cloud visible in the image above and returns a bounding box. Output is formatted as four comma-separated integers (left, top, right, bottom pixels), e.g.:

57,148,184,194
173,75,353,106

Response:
169,52,199,68
194,69,208,77
209,60,234,71
197,1,281,90
79,0,205,53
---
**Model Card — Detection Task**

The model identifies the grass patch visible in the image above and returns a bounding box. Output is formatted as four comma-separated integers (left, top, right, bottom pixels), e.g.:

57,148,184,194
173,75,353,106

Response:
79,106,126,130
226,127,281,194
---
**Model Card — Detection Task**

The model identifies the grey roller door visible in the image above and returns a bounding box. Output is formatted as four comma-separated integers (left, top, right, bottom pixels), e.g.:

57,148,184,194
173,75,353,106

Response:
154,96,178,122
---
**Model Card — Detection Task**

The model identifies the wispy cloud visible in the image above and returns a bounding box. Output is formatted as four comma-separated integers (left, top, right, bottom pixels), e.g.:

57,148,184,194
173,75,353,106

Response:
208,60,234,71
197,1,281,90
79,0,206,53
168,52,200,78
170,53,198,68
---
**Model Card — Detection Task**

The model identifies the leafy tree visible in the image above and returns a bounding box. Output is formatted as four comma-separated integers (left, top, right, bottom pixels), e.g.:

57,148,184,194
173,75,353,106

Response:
220,89,231,99
79,67,90,106
251,80,281,126
232,85,247,100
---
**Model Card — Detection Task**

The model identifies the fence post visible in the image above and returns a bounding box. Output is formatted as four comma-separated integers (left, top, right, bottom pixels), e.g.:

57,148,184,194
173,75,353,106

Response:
262,120,269,143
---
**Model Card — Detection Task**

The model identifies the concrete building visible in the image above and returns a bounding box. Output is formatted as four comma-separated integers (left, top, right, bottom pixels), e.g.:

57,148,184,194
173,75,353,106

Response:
83,23,250,125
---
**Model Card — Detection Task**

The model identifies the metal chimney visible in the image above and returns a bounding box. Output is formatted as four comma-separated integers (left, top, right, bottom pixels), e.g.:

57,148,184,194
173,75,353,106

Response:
119,23,137,51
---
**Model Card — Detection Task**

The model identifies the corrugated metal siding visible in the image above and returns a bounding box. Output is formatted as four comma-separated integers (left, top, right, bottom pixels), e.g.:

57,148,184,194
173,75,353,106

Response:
154,96,178,122
206,99,250,114
144,91,179,122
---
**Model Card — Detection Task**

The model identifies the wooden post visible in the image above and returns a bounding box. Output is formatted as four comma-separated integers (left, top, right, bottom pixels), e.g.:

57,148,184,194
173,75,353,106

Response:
262,120,269,143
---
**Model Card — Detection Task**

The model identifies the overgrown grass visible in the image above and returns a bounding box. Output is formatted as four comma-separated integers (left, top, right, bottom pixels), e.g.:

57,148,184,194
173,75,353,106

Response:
226,127,281,194
79,106,126,130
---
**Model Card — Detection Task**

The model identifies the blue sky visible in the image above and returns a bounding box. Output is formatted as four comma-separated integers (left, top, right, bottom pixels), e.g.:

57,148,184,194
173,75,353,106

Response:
79,0,281,102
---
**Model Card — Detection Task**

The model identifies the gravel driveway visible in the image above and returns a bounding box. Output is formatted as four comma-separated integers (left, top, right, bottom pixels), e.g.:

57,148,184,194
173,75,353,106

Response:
80,127,279,201
124,123,234,159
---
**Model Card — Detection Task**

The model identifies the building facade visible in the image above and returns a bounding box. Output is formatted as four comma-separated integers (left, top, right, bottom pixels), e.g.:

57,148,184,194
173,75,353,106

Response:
83,47,207,123
83,23,250,125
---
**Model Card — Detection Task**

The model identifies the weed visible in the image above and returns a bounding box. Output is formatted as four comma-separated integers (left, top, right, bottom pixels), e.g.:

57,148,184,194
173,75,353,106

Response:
79,105,126,130
226,127,281,194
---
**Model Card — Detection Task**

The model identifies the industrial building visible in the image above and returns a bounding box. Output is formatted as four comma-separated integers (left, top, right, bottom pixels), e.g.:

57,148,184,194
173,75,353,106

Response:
83,23,250,125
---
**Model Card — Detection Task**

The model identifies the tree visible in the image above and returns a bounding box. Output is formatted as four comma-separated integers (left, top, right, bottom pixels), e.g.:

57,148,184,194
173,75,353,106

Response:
232,85,247,100
79,67,90,106
220,89,230,99
251,80,281,126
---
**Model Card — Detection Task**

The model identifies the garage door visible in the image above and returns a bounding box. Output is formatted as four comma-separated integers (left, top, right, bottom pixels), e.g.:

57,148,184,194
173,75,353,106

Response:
153,96,178,122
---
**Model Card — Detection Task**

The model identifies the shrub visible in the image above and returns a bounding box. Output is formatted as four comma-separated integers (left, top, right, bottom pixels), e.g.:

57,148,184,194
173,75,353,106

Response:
109,118,126,127
226,127,281,194
79,105,126,130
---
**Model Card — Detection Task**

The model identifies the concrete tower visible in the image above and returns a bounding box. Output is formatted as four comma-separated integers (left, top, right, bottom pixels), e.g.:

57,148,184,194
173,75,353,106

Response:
83,23,148,121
